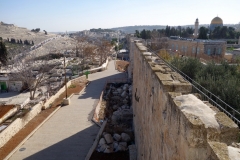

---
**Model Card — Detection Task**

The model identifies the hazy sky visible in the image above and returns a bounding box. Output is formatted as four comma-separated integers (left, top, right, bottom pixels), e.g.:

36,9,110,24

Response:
0,0,239,32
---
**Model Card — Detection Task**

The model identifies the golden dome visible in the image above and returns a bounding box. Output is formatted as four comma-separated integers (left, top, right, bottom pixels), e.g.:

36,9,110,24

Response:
211,17,223,25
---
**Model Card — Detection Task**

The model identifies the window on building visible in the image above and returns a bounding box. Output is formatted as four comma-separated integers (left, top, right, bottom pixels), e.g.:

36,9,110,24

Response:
176,45,178,51
207,48,211,55
182,46,184,52
192,47,195,54
218,48,222,55
172,44,174,50
197,47,200,54
213,48,216,55
185,46,187,53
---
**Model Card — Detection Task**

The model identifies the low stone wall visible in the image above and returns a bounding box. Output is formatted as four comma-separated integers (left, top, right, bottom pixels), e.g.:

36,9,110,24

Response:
88,58,109,73
85,120,107,160
70,75,86,85
0,60,108,148
131,41,240,160
43,81,72,109
0,102,42,148
43,76,86,109
0,107,18,124
93,91,103,123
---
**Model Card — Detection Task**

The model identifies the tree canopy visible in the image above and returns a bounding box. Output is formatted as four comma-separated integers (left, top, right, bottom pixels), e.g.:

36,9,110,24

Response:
211,26,240,39
0,41,8,66
170,57,240,111
198,27,208,39
135,26,194,39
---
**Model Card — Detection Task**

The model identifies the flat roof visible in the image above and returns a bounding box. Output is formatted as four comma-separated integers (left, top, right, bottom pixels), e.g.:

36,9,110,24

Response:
119,49,128,53
233,48,240,51
169,37,225,43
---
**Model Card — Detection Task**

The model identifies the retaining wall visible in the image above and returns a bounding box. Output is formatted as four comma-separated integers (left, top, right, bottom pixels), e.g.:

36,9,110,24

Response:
0,102,42,148
131,41,240,160
0,107,18,124
0,58,109,148
43,80,72,109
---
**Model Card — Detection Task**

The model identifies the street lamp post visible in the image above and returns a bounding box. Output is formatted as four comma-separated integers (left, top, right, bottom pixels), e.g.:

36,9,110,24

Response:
64,56,67,99
63,56,70,105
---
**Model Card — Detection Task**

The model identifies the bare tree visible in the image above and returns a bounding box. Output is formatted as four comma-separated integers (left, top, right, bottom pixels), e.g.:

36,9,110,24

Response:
96,38,111,64
76,36,89,58
150,30,169,51
10,57,53,100
82,45,96,62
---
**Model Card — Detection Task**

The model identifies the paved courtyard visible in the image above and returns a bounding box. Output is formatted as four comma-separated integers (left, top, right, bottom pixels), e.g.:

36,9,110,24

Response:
8,60,125,160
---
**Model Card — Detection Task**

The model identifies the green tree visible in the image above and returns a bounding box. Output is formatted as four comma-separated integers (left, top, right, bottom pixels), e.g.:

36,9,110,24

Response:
135,30,140,38
146,30,151,39
43,30,47,35
198,27,208,39
227,27,235,39
165,25,171,36
0,41,8,66
140,29,147,39
10,38,16,43
111,38,117,46
170,58,240,111
24,40,30,45
171,57,202,79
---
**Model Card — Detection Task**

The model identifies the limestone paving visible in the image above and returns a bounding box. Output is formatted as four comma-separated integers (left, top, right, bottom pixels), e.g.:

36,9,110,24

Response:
8,60,126,160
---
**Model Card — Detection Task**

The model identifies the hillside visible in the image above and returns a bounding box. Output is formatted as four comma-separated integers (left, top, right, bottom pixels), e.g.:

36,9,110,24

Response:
111,24,240,33
0,21,56,44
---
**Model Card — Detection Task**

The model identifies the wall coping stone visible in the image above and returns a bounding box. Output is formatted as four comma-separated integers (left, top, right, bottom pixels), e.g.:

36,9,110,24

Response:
132,41,240,160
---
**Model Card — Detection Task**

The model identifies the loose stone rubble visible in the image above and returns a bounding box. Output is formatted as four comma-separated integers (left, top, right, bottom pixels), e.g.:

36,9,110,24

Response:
105,83,133,126
96,82,134,154
97,132,132,153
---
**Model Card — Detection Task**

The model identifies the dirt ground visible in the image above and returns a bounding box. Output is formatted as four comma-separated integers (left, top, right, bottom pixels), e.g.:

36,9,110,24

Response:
50,83,87,108
0,105,15,118
0,82,87,160
90,151,129,160
116,60,129,72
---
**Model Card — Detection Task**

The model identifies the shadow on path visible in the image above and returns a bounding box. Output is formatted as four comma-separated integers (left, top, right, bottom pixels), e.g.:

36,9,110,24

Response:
23,125,98,160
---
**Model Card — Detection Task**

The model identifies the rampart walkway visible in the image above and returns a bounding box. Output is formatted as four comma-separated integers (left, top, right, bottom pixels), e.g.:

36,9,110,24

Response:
8,60,125,160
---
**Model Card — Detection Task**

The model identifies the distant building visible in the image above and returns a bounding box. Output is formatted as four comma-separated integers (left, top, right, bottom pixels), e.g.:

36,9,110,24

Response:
194,18,199,39
117,49,129,60
210,16,223,31
0,21,14,27
168,37,226,61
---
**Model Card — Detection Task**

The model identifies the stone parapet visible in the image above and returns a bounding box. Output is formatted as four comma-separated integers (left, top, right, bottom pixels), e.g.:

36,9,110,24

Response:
131,41,240,160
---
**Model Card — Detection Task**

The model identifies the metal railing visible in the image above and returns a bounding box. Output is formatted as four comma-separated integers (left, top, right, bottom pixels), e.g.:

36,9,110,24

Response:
148,48,240,126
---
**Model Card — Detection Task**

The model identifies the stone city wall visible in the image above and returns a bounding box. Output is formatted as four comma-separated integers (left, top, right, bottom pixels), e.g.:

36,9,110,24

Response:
131,40,240,160
0,102,42,148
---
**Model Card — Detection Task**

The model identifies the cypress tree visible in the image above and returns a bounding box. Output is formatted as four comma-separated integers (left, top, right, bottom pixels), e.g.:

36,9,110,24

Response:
0,41,8,65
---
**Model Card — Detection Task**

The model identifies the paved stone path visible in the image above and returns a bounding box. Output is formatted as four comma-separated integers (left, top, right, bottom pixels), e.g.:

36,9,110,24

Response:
8,60,125,160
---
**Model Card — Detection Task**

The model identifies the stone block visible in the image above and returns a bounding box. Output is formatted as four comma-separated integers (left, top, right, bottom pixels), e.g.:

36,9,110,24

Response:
215,112,239,145
121,133,130,142
113,133,121,141
104,133,113,144
99,138,106,145
62,98,70,105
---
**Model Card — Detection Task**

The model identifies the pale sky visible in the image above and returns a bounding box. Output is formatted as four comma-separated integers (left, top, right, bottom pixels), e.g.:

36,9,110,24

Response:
0,0,239,32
